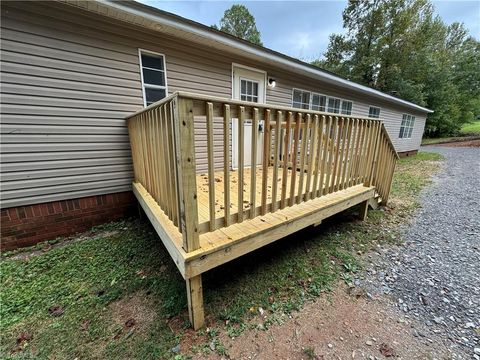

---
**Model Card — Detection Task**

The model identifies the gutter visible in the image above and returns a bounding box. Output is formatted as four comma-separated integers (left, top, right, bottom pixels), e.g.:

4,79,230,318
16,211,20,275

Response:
100,0,433,114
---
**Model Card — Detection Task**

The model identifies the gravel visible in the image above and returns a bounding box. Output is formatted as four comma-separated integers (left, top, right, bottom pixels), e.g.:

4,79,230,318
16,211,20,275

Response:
359,146,480,359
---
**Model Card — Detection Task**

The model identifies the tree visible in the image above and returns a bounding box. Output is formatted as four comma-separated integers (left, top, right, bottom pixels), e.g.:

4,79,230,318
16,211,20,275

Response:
315,0,480,137
212,5,263,45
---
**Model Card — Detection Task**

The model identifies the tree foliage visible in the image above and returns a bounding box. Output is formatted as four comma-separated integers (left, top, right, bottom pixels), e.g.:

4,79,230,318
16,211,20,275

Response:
212,4,263,45
316,0,480,137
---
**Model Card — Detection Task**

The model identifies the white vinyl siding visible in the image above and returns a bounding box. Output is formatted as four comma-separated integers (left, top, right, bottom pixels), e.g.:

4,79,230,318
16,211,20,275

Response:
368,106,381,119
0,1,233,208
399,114,415,139
0,1,429,209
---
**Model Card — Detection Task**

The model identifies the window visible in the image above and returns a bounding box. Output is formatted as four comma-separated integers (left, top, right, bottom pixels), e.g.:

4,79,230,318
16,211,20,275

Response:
399,114,415,139
240,79,259,102
291,88,353,115
292,89,310,109
139,50,167,106
341,100,353,115
311,93,326,111
368,106,381,119
327,97,341,113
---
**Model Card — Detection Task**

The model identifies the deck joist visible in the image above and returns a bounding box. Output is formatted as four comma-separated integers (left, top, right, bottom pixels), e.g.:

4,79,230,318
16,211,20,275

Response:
133,181,376,279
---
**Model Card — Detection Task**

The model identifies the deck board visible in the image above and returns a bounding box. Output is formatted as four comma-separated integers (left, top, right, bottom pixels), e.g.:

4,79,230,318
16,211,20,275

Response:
133,176,375,280
196,166,326,230
185,183,375,278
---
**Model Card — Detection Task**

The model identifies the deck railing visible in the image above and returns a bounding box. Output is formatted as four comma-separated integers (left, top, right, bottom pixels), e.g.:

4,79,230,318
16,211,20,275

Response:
127,92,398,253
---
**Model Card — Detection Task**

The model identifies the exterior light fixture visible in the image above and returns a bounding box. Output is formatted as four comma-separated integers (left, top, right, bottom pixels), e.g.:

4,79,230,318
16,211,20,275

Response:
268,77,276,88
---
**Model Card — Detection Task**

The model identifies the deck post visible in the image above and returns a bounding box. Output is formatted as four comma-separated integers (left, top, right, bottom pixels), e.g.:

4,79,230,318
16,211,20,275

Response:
359,200,369,221
366,122,381,187
173,96,204,329
186,275,205,330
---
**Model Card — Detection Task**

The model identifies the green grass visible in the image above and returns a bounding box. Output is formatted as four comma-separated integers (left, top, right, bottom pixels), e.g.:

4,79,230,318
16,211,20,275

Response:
1,221,185,359
0,152,444,359
391,152,444,197
422,120,480,145
303,346,317,360
459,120,480,135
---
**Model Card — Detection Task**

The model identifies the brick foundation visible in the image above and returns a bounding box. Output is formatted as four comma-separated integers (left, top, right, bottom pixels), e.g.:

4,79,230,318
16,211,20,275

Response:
398,149,418,158
1,192,137,251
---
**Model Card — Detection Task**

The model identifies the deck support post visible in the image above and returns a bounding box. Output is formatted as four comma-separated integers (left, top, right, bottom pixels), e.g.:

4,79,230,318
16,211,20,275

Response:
359,200,369,221
173,96,205,329
186,275,204,330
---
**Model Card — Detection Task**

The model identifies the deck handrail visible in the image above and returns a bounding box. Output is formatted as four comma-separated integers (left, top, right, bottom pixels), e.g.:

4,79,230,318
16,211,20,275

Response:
127,91,398,253
127,95,183,242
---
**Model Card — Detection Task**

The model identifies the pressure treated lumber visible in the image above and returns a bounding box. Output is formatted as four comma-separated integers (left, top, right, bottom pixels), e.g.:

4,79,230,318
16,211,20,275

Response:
126,91,400,331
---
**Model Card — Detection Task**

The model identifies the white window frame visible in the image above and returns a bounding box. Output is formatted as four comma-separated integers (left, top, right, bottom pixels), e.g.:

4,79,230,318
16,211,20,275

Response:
239,77,260,103
340,100,353,115
327,97,341,114
231,63,267,103
292,88,311,109
368,106,381,119
399,114,415,139
311,92,327,111
138,48,168,107
291,88,353,115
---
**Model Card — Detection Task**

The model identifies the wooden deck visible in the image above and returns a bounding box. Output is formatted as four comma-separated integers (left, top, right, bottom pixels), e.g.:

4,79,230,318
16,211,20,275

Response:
134,180,375,279
127,91,398,329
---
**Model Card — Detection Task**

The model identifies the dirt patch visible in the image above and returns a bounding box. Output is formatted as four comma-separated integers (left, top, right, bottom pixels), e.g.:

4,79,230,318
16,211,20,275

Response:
437,139,480,147
189,284,451,360
107,291,157,335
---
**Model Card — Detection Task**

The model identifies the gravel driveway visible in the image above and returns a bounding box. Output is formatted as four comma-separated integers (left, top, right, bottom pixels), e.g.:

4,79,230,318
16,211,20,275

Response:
361,146,480,359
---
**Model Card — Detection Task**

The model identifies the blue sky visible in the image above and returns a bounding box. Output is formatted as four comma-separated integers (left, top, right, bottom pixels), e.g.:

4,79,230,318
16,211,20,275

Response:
139,0,480,61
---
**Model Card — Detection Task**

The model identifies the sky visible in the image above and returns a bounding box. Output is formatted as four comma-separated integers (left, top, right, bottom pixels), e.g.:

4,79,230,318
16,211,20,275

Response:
139,0,480,61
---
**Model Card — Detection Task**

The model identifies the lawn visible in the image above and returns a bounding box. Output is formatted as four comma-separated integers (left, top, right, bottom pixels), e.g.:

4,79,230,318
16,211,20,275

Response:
459,120,480,135
0,152,444,359
422,120,480,145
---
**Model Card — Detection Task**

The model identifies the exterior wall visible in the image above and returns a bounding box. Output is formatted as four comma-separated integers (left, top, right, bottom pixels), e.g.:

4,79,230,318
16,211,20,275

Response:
1,192,136,251
1,1,429,249
264,71,427,153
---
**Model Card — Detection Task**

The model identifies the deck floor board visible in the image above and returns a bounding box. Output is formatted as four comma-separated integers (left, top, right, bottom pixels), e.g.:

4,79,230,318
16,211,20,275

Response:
196,166,333,229
133,176,375,279
183,183,375,277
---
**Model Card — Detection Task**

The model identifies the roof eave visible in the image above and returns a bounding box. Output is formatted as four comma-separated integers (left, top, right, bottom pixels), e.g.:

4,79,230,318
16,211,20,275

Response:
99,0,433,114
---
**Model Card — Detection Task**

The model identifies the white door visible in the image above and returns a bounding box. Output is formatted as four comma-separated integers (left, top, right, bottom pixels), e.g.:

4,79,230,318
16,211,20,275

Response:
232,65,266,169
